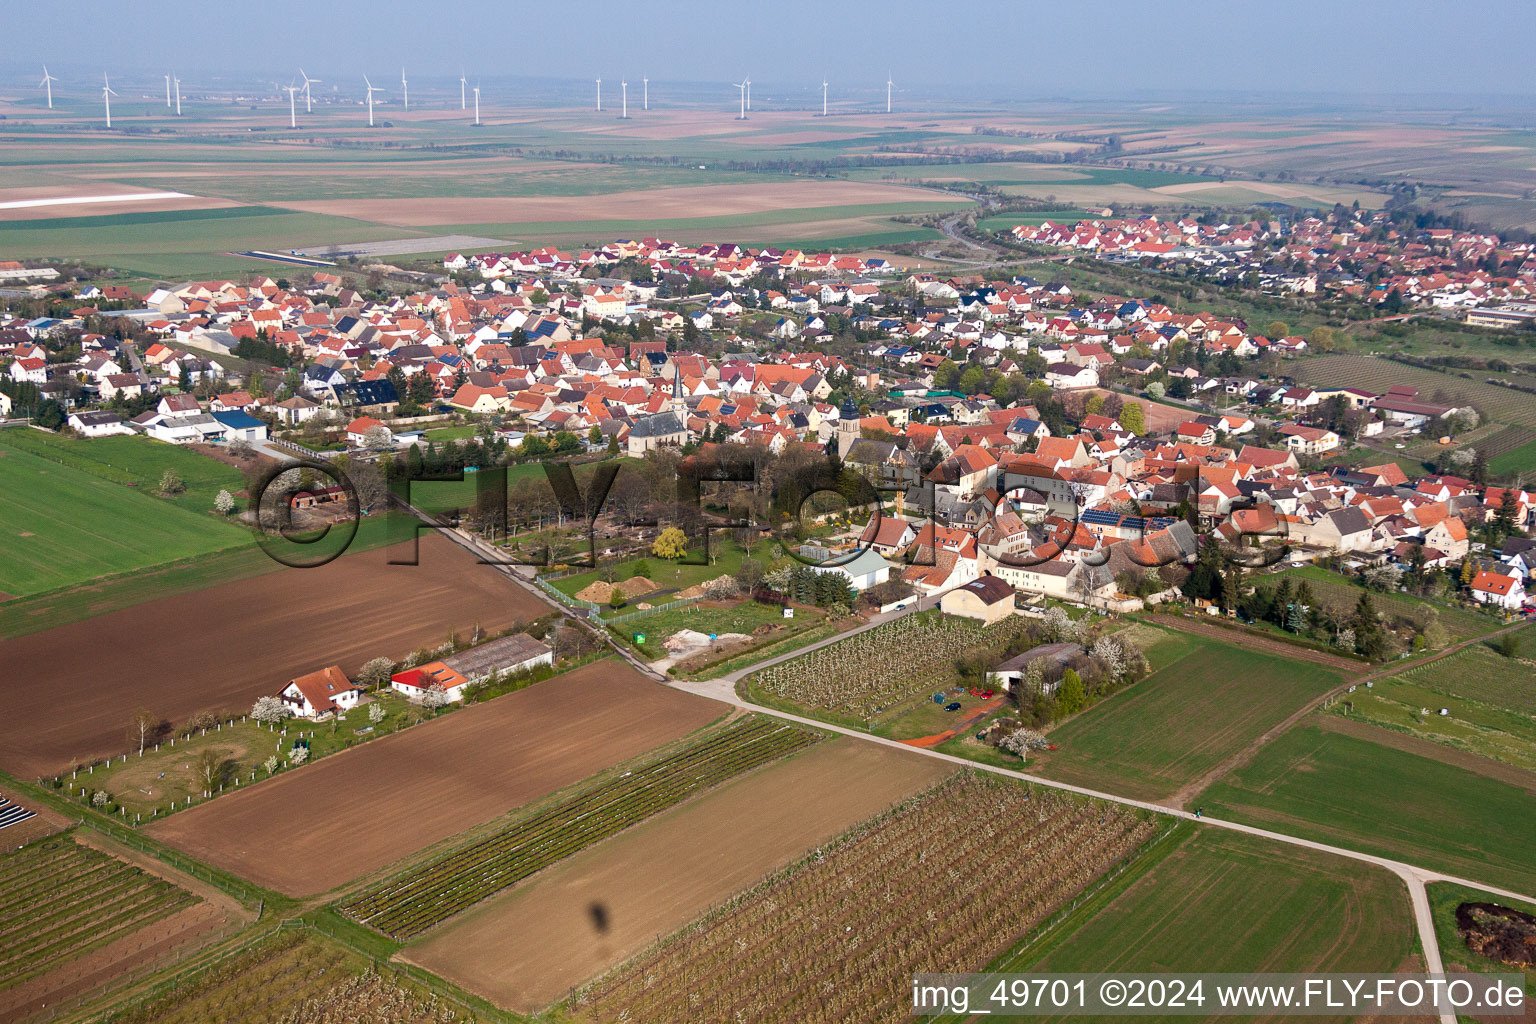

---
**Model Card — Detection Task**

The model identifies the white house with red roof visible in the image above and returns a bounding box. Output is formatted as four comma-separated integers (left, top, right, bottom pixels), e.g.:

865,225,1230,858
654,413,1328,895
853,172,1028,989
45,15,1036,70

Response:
1470,570,1525,610
346,416,390,446
279,666,363,720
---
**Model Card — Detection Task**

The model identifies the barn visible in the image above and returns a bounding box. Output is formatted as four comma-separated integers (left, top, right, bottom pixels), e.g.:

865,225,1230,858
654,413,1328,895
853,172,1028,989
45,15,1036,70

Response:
940,575,1016,624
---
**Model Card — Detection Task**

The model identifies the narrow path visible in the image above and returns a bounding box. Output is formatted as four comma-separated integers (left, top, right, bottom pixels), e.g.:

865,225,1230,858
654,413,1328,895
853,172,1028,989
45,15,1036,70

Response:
1161,616,1529,809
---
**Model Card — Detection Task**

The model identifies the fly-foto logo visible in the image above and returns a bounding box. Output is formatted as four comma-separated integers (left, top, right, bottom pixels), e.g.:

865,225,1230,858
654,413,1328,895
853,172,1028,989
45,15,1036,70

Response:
249,454,1293,574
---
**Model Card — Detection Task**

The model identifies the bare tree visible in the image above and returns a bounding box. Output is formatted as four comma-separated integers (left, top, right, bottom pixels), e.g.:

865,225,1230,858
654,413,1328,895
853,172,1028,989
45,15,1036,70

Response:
194,748,223,791
127,707,159,756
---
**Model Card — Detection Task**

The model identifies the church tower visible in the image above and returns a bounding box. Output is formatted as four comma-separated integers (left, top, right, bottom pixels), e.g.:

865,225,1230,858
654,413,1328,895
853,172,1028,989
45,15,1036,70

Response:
836,397,860,458
671,362,685,416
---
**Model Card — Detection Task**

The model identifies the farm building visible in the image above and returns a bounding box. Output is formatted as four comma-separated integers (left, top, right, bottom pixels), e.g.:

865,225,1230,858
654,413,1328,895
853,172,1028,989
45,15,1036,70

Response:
210,410,269,442
811,547,892,592
987,642,1080,693
940,575,1016,624
279,666,363,720
392,632,553,704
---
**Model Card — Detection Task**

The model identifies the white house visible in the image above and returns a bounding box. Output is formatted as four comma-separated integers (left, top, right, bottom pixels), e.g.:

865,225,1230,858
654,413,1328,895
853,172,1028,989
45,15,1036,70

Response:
279,666,363,720
1470,570,1526,610
1045,362,1099,390
67,410,132,437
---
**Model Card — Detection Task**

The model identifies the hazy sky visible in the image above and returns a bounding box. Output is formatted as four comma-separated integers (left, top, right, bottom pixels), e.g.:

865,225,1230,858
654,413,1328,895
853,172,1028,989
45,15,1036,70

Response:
9,0,1535,103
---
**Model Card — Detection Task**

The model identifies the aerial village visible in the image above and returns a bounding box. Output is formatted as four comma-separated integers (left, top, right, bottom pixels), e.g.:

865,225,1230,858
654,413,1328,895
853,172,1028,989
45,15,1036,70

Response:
4,220,1535,671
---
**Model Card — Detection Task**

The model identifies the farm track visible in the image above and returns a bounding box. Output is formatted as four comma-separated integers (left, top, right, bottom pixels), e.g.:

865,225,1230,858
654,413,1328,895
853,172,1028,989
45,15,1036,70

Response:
341,717,818,939
1161,617,1531,811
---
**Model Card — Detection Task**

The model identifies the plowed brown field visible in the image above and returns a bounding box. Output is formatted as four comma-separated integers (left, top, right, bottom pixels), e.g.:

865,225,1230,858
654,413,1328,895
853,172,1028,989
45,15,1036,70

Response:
0,535,545,777
147,660,723,897
403,739,952,1012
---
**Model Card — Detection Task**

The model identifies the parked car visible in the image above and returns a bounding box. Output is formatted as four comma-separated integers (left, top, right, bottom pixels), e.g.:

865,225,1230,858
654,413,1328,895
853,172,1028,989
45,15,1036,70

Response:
944,701,962,712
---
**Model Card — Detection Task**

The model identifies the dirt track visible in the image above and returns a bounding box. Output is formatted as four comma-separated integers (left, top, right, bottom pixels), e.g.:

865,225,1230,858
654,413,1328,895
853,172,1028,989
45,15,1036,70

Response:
0,535,546,778
147,660,723,897
403,738,951,1012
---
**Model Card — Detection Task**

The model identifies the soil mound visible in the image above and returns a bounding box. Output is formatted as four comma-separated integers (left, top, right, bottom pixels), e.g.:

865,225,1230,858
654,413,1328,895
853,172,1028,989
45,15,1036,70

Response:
1456,902,1536,967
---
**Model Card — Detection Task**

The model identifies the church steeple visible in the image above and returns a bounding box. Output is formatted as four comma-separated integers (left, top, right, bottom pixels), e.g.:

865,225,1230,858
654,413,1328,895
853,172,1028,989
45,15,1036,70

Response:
671,362,684,414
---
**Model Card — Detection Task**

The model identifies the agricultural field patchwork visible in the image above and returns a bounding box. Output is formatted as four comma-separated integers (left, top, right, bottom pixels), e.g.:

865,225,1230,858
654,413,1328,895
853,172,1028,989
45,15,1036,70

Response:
1032,630,1342,802
0,837,199,999
1196,720,1536,894
574,773,1157,1024
402,738,951,1012
1292,355,1536,430
147,659,723,897
1331,640,1536,771
342,716,819,939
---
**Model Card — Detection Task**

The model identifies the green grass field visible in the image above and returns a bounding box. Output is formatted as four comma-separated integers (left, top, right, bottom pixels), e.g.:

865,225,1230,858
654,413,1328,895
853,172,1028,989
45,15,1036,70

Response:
0,205,416,278
0,428,246,516
1331,675,1536,772
1018,827,1413,979
1032,629,1342,802
1489,436,1536,476
1197,722,1536,894
0,435,250,596
1399,630,1536,715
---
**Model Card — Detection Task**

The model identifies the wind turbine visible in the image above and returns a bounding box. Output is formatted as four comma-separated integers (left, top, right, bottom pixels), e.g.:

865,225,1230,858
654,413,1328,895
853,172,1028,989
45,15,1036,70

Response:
595,77,601,112
174,74,181,115
285,84,298,128
363,75,379,127
38,66,57,110
620,79,628,118
163,74,171,107
400,67,408,111
472,84,480,126
459,71,466,110
821,79,828,117
745,77,751,111
299,69,319,113
102,74,118,129
735,79,747,120
643,76,648,111
886,71,893,113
